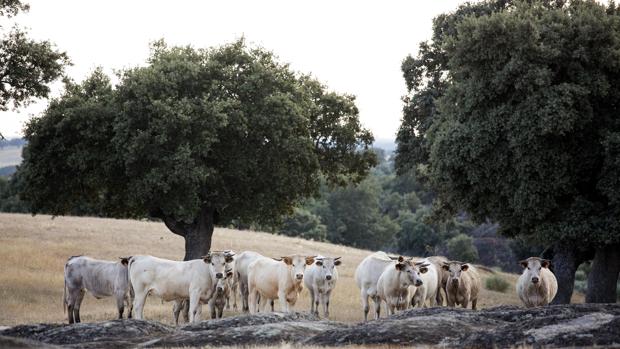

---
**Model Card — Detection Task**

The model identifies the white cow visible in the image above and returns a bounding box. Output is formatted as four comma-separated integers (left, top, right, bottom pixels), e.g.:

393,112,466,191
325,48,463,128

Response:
129,252,233,322
63,255,133,324
517,257,558,307
377,257,428,316
304,256,341,318
410,258,439,308
356,252,416,320
234,251,265,312
247,254,315,313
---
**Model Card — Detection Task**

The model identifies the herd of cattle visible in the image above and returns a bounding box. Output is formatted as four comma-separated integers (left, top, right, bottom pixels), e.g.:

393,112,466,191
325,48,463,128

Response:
63,251,558,324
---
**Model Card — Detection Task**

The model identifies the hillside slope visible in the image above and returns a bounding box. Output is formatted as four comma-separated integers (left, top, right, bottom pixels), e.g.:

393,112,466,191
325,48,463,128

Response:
0,213,582,325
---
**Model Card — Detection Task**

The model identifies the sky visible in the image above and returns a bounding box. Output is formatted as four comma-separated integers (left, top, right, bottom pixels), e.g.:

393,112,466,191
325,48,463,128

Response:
0,0,468,142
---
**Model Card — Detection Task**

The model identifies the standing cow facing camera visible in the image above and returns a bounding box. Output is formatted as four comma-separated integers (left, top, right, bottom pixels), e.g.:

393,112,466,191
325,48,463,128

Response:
516,257,558,307
247,254,315,313
377,258,429,316
304,256,341,318
63,255,133,324
442,261,481,310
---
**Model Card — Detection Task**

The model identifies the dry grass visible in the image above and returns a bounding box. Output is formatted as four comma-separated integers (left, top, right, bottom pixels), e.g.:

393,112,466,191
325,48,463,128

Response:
0,213,584,326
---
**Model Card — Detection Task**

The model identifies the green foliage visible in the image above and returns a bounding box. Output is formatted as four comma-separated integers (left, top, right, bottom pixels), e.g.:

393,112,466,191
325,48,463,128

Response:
0,0,69,112
396,0,620,250
392,209,440,256
0,176,28,212
280,208,327,241
17,40,375,234
446,233,479,262
485,275,510,293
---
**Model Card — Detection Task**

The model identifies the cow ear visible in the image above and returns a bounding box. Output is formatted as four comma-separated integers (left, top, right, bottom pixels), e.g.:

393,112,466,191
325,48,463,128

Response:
305,256,315,265
203,255,212,263
419,267,428,274
282,257,293,265
226,270,234,278
225,255,234,263
461,264,469,271
395,263,406,271
315,260,323,266
119,257,130,266
541,259,550,268
442,264,450,271
397,256,404,262
519,260,528,268
334,259,342,266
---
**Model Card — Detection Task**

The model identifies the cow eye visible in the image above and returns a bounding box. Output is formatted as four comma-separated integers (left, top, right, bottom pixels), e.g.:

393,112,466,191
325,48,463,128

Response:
211,263,214,266
527,267,530,270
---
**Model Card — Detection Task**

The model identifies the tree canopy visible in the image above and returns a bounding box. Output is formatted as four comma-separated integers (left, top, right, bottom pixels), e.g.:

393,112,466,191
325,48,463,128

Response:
0,0,69,115
396,0,620,302
18,40,376,259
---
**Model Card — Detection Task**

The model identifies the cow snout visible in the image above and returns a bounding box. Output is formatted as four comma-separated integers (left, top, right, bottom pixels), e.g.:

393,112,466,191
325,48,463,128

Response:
415,279,423,287
295,273,304,280
216,272,223,279
217,286,224,292
531,277,539,284
325,275,332,280
451,279,459,286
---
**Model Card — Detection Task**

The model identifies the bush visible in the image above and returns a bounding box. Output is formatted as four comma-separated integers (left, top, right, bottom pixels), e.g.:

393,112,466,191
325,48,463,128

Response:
446,233,479,262
485,275,510,293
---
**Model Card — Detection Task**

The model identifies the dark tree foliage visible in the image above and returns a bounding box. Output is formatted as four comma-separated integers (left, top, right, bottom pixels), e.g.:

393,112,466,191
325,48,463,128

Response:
18,40,376,260
0,0,69,114
396,0,620,302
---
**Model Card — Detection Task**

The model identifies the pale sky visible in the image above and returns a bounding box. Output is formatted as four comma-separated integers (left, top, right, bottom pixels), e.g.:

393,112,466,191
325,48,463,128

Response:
0,0,468,142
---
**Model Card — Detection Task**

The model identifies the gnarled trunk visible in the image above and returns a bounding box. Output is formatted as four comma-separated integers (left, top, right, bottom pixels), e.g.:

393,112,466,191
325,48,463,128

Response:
586,243,620,303
153,205,216,261
551,244,582,304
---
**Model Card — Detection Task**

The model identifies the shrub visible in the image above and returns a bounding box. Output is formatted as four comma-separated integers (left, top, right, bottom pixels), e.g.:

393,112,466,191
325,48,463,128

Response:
485,275,510,293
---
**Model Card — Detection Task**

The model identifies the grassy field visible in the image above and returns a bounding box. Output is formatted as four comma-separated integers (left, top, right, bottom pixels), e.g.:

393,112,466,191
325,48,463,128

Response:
0,213,583,326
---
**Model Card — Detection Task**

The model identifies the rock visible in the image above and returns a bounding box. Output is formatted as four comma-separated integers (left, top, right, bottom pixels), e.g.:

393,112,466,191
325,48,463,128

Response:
1,305,619,348
0,335,62,349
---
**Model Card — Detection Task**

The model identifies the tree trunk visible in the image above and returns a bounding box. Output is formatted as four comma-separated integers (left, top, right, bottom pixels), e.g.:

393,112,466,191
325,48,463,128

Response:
551,244,582,304
586,243,620,303
154,205,216,261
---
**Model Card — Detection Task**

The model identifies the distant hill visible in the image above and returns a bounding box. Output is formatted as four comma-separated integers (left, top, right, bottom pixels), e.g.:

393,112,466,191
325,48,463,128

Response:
373,138,396,152
0,138,26,148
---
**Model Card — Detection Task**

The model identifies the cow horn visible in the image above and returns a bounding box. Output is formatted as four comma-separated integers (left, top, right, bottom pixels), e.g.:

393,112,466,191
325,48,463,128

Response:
334,256,341,260
388,256,400,260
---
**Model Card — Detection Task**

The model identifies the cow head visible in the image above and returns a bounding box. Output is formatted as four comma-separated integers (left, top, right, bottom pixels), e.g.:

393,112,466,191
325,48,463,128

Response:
279,254,315,282
519,257,550,285
203,251,234,280
396,259,428,287
314,256,341,281
443,261,469,288
215,268,234,294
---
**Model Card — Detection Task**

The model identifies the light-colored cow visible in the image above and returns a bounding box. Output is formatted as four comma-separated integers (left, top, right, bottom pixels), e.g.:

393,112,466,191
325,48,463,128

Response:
129,252,233,322
63,255,133,324
304,256,341,318
377,257,428,316
208,268,234,318
234,251,265,312
442,261,481,310
427,255,449,305
355,252,418,320
516,257,557,307
247,254,315,313
409,257,438,308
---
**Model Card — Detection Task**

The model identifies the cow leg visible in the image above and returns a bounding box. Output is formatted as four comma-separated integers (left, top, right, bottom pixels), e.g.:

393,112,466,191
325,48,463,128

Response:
278,290,288,313
209,298,216,319
133,289,149,320
372,296,381,319
270,299,275,312
66,287,81,324
188,296,200,323
74,289,85,323
126,287,134,319
322,291,330,318
218,304,224,318
471,298,477,310
361,290,370,321
308,287,316,315
116,293,125,319
248,287,258,314
241,281,249,313
231,283,238,310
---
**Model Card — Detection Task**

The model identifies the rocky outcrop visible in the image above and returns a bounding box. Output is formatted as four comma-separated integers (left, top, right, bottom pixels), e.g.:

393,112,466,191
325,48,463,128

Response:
1,304,619,348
